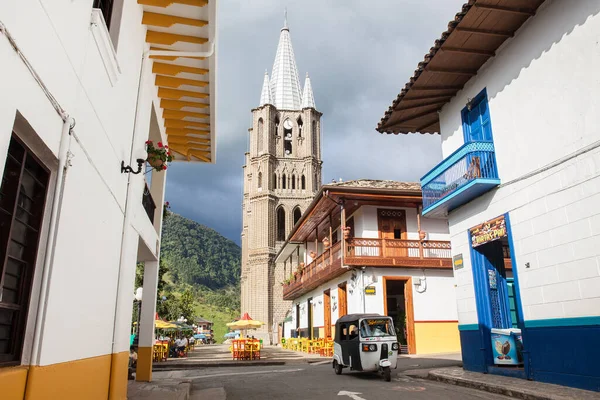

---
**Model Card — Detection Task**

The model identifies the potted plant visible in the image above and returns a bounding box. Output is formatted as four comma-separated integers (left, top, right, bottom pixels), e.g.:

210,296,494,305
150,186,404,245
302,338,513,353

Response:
145,140,174,171
322,237,330,248
419,231,427,240
309,251,316,259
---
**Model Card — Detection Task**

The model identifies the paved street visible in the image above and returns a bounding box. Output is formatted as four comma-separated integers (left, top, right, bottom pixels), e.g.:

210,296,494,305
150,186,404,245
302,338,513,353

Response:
155,362,511,400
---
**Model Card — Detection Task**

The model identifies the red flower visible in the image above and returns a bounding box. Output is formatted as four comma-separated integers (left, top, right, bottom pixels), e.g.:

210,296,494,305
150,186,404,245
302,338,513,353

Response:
165,202,170,206
165,145,169,149
167,151,171,156
145,140,152,144
157,142,163,148
162,165,167,170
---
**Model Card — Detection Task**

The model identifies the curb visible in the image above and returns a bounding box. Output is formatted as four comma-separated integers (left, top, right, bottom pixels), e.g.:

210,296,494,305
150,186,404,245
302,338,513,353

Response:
180,381,192,400
153,359,317,370
427,372,544,400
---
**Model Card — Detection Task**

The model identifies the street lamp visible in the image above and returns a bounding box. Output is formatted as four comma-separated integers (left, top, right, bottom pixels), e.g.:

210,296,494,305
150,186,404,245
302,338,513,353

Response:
134,287,143,336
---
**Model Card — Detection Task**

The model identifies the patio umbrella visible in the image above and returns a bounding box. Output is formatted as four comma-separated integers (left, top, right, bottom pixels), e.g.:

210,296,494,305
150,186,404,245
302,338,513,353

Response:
226,312,264,330
155,320,177,329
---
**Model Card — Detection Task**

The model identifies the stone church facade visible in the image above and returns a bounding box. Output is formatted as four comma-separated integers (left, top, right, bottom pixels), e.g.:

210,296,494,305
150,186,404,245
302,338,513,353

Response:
241,18,322,342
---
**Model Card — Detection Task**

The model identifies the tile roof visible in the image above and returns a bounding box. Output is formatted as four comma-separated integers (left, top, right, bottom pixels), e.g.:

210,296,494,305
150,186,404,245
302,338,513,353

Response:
327,179,421,191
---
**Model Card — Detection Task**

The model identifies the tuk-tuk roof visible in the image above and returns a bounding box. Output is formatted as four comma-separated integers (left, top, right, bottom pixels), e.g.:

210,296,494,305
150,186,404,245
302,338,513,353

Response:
336,314,386,324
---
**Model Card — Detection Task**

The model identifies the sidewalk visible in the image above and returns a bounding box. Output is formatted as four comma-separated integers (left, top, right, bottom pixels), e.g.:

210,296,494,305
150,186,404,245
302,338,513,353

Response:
128,379,191,400
405,366,600,400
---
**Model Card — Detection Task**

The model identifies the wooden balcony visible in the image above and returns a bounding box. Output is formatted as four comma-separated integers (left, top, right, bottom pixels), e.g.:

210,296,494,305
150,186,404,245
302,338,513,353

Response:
346,238,452,268
283,242,343,300
283,238,452,300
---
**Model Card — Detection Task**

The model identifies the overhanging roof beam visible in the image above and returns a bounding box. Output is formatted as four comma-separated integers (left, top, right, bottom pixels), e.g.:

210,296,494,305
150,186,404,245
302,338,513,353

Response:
396,101,447,112
393,109,438,125
425,66,477,76
440,46,495,57
473,4,536,16
454,27,513,37
410,85,463,91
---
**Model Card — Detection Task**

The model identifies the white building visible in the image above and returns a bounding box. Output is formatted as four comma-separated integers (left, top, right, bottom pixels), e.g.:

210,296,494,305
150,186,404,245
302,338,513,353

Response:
0,0,217,398
276,180,461,355
377,0,599,391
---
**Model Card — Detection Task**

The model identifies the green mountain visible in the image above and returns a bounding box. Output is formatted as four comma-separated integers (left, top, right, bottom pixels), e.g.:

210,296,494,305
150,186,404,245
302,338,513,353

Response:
158,212,241,342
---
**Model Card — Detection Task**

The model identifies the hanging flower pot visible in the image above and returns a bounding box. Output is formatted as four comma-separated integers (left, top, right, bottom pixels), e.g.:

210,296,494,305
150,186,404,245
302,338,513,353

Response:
145,140,174,172
419,231,427,240
309,251,316,259
322,237,330,248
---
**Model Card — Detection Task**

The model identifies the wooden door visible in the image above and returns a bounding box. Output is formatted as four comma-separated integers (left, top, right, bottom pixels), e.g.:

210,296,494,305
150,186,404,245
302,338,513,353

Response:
404,279,416,354
378,209,407,257
323,290,332,338
338,283,347,317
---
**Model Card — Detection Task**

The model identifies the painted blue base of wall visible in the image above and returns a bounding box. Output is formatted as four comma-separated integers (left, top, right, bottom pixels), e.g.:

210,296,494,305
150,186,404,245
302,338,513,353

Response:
525,324,600,392
459,328,487,373
459,321,600,392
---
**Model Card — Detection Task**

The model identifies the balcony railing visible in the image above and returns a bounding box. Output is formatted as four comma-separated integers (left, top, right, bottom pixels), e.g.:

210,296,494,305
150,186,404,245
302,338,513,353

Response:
346,238,451,268
142,183,156,224
283,242,343,300
421,141,500,218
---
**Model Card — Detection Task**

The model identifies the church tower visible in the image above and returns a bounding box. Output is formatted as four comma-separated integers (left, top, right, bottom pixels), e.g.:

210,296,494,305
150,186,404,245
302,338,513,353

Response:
241,16,322,342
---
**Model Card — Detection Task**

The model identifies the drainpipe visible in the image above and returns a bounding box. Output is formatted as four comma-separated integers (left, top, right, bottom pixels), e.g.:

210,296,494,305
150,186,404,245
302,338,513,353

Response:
29,117,74,365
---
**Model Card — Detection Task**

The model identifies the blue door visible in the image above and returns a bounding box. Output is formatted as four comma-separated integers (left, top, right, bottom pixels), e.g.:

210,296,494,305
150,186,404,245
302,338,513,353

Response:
462,89,493,143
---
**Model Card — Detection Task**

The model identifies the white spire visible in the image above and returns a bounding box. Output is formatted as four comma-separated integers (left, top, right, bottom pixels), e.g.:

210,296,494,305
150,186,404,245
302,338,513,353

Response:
269,13,303,110
301,73,315,109
259,70,273,106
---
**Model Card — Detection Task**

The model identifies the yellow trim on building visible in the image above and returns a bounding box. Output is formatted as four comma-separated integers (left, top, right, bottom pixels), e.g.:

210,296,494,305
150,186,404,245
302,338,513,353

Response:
146,31,208,46
108,351,129,400
24,354,112,399
153,62,208,77
414,321,461,354
161,99,209,110
136,346,153,382
0,366,28,400
142,12,207,28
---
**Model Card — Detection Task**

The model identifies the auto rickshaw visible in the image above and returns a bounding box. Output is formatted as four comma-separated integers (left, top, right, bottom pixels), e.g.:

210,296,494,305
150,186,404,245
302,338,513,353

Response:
332,313,399,381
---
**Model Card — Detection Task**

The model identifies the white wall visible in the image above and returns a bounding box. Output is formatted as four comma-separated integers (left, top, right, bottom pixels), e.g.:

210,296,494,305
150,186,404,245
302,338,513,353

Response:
353,205,450,240
437,0,600,324
290,267,458,329
0,0,162,366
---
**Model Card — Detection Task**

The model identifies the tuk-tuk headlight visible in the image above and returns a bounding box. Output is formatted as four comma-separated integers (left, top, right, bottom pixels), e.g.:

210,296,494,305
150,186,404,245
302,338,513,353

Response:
391,342,399,351
362,344,377,352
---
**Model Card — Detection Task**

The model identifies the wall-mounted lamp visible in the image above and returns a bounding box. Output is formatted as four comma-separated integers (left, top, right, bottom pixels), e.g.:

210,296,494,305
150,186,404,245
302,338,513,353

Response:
121,159,145,174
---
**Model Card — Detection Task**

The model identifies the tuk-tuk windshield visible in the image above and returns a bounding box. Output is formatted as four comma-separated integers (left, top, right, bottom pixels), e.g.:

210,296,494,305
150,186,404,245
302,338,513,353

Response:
360,318,394,337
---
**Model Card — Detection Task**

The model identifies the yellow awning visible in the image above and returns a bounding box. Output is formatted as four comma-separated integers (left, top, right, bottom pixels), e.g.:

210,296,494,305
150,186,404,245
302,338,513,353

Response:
139,0,217,163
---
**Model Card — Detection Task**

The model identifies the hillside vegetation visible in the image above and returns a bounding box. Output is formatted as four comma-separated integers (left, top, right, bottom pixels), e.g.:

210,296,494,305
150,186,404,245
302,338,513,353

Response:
148,212,241,342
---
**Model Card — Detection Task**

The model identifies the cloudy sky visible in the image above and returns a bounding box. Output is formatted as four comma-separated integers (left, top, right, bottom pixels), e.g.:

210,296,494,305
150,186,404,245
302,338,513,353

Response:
165,0,465,245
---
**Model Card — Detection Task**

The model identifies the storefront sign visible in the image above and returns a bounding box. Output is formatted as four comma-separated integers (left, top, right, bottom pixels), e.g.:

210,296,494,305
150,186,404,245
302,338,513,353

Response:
470,215,507,248
364,286,376,295
453,254,464,270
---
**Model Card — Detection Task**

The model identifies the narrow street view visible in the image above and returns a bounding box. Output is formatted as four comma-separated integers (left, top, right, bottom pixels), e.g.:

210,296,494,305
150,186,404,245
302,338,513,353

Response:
1,0,599,399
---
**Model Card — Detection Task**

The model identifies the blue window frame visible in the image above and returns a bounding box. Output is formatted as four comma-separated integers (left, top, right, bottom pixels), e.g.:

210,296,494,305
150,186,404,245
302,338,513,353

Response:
462,89,493,143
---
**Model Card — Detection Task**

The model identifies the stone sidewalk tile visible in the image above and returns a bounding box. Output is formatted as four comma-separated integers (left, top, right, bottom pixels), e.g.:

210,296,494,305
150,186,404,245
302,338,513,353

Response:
189,387,226,400
421,367,599,400
127,380,191,400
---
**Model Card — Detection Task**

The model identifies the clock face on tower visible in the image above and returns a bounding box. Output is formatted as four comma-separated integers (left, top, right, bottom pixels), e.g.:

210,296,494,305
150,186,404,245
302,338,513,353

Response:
283,119,293,130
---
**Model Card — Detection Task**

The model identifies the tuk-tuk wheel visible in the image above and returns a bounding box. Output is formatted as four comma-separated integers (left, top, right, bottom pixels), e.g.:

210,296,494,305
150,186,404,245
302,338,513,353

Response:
383,366,391,382
333,360,343,375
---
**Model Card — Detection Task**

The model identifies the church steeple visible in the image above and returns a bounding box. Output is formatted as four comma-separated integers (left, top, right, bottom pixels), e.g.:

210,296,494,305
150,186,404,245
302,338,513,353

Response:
269,14,303,110
259,70,272,106
301,73,315,109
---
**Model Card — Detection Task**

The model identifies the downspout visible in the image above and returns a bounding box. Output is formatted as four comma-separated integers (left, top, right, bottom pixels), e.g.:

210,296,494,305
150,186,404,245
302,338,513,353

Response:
30,117,74,365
